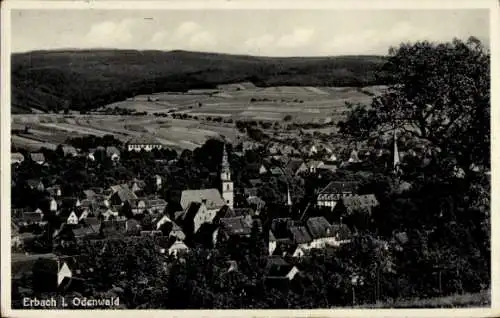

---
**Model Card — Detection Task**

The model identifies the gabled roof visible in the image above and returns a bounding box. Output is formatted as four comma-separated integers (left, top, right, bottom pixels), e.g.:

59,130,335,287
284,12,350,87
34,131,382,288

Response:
306,217,334,239
340,194,379,214
289,226,312,244
83,189,96,199
180,188,225,210
286,159,304,174
73,224,100,238
30,152,45,162
111,184,138,202
220,216,252,236
320,181,360,194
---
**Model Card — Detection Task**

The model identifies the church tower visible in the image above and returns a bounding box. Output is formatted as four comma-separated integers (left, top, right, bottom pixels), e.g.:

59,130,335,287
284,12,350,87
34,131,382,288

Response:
221,143,234,209
393,130,401,175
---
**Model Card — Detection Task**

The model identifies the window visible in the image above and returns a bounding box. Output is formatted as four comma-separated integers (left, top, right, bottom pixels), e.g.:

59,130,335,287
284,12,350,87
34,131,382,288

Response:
226,184,230,190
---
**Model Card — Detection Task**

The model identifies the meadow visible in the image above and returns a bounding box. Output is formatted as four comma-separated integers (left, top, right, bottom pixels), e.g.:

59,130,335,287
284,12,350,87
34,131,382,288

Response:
11,83,384,152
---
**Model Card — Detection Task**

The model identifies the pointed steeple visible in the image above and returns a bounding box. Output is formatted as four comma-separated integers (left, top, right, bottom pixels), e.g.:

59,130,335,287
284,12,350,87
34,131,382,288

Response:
393,130,401,174
222,143,229,168
286,187,292,206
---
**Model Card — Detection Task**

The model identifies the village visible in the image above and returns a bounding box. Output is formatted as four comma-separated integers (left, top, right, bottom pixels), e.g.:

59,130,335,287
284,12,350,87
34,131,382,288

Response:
10,124,414,291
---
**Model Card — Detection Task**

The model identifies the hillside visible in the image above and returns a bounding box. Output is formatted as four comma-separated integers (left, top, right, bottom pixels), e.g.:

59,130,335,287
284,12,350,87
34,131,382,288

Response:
11,49,389,114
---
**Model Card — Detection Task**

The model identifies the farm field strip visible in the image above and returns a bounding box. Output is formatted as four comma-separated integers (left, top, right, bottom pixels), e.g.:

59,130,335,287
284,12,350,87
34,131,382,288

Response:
11,135,58,150
38,123,109,136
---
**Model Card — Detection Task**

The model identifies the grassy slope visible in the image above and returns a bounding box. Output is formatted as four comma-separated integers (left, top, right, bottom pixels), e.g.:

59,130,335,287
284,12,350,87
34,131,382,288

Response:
351,290,490,308
11,49,388,114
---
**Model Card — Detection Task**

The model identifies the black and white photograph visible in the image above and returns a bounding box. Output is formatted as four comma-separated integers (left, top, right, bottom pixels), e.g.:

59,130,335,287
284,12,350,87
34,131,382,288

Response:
1,0,498,316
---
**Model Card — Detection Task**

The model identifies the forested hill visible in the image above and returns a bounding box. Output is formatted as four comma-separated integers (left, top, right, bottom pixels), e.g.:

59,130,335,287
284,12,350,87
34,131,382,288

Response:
11,49,389,114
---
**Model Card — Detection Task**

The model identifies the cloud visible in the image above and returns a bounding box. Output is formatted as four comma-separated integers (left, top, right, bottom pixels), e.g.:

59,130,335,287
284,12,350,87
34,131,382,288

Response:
84,19,136,47
244,34,275,53
149,21,217,51
174,21,200,39
276,28,315,48
320,21,448,55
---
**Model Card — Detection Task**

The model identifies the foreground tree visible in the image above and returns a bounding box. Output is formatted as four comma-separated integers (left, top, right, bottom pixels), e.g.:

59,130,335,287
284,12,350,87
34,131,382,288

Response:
339,37,490,177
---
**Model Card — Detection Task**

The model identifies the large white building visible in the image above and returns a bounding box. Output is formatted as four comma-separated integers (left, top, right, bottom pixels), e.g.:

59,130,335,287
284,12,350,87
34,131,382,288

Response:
126,135,163,152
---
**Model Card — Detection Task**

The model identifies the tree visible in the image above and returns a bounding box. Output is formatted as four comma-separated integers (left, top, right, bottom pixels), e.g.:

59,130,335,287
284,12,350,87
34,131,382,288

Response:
339,37,490,178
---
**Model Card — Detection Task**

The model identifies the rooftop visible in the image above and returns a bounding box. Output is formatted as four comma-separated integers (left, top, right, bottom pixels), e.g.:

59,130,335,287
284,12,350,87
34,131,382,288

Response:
180,188,225,210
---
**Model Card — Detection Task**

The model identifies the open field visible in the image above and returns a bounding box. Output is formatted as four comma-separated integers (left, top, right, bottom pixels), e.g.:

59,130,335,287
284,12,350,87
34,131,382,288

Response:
11,83,384,152
102,85,377,123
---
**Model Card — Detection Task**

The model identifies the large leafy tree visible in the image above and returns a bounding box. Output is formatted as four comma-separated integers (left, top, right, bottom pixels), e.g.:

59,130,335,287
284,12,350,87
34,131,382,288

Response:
339,37,490,177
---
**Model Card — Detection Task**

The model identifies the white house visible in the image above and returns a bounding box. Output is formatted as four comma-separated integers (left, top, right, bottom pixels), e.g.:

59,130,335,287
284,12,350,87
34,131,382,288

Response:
67,211,79,225
168,240,189,257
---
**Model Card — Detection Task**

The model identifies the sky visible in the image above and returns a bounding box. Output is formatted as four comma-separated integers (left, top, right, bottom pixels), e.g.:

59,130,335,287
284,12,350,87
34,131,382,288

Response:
11,9,490,56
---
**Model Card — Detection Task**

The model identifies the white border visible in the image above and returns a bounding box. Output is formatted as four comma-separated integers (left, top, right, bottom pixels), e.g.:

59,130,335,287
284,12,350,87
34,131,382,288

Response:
1,0,499,317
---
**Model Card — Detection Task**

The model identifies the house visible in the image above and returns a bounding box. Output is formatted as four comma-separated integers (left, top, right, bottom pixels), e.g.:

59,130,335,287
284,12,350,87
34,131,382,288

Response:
289,226,313,257
126,135,163,152
264,256,301,286
108,184,138,206
146,199,168,214
306,217,351,249
106,146,120,161
66,211,81,225
46,185,62,197
62,146,78,157
98,208,120,221
49,198,58,212
180,189,226,211
259,164,268,175
177,202,220,235
156,215,186,240
30,152,45,165
306,160,324,173
214,216,253,244
11,152,25,165
333,194,379,218
316,181,361,209
246,196,265,211
168,240,189,257
26,179,45,192
72,223,101,240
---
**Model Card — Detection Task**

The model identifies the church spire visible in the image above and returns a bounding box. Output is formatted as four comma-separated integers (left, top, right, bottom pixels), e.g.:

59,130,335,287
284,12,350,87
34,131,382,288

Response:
393,130,401,174
222,143,229,168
